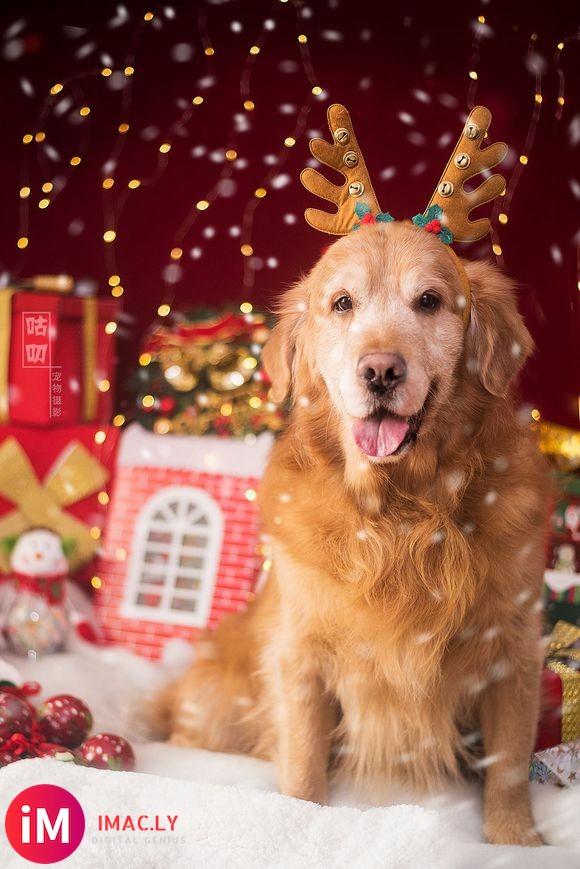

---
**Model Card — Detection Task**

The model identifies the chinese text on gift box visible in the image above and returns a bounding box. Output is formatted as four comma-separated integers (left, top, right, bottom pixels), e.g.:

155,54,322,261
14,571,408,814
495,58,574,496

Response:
21,311,64,420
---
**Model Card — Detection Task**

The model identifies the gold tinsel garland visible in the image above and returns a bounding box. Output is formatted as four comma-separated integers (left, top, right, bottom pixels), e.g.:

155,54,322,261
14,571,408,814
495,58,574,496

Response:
537,421,580,471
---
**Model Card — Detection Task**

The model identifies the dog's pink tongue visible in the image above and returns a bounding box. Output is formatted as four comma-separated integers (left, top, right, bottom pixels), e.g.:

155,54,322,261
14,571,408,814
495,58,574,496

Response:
353,416,409,457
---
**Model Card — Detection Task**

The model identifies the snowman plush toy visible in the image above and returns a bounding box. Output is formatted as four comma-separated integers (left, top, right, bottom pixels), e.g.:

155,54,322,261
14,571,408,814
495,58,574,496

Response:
2,528,73,656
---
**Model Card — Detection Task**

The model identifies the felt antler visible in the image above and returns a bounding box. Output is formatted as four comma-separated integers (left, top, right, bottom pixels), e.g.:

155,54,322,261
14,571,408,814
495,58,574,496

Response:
426,106,507,243
300,104,383,235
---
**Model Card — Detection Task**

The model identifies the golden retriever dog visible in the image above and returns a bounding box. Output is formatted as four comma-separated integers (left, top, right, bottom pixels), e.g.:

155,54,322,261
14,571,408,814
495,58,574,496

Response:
156,220,549,846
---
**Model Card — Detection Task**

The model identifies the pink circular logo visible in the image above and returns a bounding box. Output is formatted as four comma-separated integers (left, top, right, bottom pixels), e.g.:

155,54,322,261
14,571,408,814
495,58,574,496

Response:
5,784,85,864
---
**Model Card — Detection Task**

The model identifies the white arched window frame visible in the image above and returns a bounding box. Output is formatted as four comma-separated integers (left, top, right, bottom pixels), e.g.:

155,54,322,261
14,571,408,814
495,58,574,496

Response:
121,485,223,628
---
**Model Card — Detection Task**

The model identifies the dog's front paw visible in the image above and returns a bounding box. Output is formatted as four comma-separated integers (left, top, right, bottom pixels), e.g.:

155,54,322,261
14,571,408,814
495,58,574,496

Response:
279,776,329,805
484,816,543,847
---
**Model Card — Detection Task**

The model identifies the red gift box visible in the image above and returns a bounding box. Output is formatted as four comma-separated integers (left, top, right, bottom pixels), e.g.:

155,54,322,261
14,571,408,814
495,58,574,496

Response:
0,425,120,590
0,288,119,426
536,667,564,751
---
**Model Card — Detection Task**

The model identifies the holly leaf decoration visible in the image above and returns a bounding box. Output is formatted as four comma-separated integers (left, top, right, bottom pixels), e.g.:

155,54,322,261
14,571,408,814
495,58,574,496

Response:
352,202,394,230
412,205,454,244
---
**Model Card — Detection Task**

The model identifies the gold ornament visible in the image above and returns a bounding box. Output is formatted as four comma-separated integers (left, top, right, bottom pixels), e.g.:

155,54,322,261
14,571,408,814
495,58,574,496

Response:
207,347,256,391
158,347,200,391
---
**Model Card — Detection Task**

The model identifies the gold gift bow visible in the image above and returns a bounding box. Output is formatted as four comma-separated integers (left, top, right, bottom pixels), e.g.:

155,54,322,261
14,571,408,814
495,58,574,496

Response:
0,279,99,424
546,620,580,744
0,437,109,572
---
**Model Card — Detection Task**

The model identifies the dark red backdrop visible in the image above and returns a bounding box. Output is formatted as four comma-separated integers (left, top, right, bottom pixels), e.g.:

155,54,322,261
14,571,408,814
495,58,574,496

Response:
1,1,578,427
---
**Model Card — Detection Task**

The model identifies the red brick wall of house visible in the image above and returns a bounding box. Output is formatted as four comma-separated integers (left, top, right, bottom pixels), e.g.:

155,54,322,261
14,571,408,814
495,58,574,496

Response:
94,465,262,659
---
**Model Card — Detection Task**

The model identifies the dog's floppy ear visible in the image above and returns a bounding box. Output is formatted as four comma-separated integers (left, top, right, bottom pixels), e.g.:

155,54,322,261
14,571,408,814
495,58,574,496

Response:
261,283,308,404
463,259,534,397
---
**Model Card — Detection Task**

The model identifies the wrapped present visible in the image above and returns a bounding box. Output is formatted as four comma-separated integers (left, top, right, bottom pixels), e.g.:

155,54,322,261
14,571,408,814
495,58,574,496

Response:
536,667,563,751
131,305,285,437
543,472,580,631
0,277,119,426
0,425,120,588
530,740,580,786
536,621,580,751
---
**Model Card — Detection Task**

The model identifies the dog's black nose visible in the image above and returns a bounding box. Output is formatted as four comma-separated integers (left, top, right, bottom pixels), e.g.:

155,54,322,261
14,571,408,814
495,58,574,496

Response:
357,352,407,393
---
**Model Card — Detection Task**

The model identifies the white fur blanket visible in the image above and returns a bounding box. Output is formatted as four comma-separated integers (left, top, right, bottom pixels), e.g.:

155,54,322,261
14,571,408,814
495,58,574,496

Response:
0,641,579,868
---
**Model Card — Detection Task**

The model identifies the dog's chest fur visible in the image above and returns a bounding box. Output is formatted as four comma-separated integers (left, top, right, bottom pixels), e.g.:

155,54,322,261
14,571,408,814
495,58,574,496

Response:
257,419,548,790
294,560,509,789
264,461,538,789
272,562,489,790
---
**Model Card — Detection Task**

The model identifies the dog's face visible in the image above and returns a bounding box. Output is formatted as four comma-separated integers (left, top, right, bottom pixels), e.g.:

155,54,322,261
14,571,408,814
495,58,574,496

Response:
303,223,466,460
263,221,532,464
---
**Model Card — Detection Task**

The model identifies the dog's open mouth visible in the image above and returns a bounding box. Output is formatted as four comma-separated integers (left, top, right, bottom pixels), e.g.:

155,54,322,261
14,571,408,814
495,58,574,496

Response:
352,387,434,458
352,411,416,458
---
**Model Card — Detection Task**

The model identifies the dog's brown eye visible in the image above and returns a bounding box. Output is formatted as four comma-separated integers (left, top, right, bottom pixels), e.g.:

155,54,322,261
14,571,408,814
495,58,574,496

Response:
333,295,353,313
418,292,441,312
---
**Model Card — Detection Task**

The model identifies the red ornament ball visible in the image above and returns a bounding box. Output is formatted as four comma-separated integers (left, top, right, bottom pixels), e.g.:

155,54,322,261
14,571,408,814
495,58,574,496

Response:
78,733,135,771
0,691,33,742
159,395,176,413
37,695,93,749
36,746,76,762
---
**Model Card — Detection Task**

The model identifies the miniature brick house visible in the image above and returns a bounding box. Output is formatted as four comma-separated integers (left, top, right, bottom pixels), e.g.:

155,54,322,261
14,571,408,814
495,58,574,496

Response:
95,424,273,659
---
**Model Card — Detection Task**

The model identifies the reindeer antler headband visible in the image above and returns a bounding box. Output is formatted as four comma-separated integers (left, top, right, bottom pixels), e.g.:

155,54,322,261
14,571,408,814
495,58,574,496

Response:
300,104,508,326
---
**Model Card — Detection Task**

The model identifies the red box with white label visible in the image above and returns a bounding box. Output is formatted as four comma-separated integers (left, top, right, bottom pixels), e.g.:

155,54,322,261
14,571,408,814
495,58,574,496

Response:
4,292,119,426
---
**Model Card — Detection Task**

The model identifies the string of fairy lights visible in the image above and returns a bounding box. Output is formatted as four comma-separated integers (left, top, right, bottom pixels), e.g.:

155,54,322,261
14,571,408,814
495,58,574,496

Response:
466,19,577,307
13,7,575,292
101,5,234,297
236,3,322,294
466,13,504,261
465,15,544,264
465,18,579,463
8,3,579,428
465,14,578,424
4,3,579,591
159,0,324,304
490,31,545,263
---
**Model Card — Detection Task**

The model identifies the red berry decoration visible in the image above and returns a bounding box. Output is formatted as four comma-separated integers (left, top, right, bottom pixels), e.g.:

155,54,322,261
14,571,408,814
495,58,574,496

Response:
78,733,135,771
37,695,93,749
0,691,33,742
159,395,175,413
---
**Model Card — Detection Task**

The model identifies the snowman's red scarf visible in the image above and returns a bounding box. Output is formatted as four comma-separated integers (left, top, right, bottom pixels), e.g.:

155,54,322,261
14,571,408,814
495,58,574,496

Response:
12,573,67,604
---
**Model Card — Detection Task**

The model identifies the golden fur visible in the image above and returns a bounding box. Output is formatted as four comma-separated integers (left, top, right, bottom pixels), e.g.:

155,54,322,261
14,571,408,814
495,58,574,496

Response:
156,222,550,846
